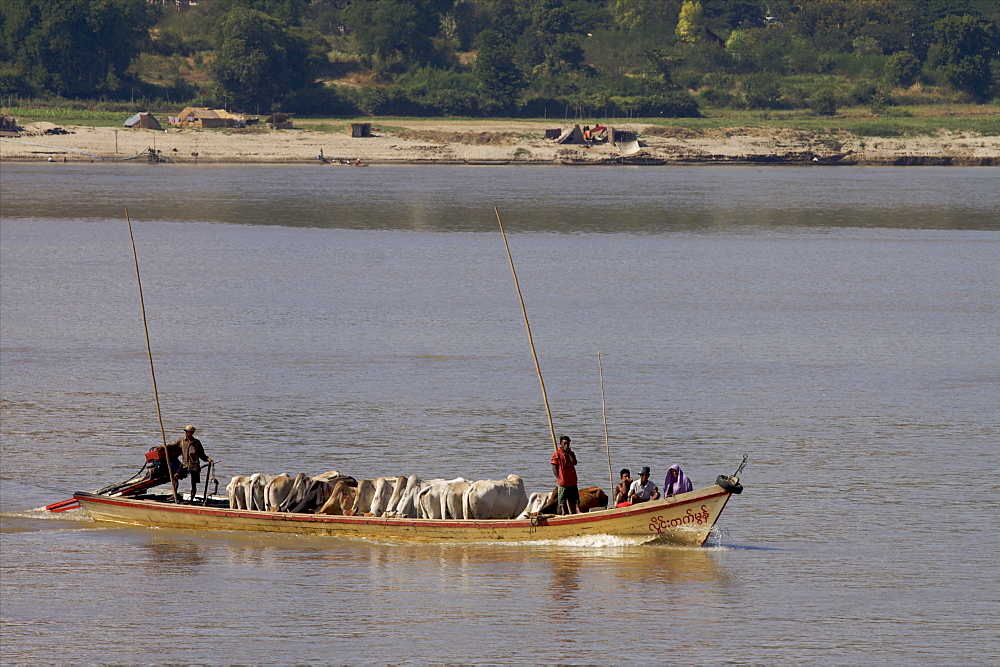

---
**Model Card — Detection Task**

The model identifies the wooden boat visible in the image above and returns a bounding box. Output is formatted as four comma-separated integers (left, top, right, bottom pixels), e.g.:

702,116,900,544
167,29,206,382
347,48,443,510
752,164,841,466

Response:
73,477,740,545
62,207,745,547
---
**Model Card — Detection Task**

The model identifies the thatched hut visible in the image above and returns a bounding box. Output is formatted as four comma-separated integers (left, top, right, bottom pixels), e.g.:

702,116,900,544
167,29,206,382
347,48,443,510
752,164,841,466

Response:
174,108,242,128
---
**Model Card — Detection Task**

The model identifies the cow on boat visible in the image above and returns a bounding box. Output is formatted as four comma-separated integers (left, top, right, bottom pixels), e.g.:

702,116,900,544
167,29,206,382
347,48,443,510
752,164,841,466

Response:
315,480,357,515
245,473,280,510
256,472,355,513
386,475,422,518
264,474,294,511
462,475,528,519
417,478,468,519
364,476,406,516
226,475,250,510
516,486,608,517
517,490,555,518
443,479,471,519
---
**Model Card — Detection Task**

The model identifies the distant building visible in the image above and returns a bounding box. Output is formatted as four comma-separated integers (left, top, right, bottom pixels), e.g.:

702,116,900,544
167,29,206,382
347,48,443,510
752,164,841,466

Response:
172,108,244,129
347,122,371,138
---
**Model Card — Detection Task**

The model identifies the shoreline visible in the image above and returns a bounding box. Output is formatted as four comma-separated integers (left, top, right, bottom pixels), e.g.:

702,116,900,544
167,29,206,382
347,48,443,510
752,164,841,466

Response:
2,119,998,166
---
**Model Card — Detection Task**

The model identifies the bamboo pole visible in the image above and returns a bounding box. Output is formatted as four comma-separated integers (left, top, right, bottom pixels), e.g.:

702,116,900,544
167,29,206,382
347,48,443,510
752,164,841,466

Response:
494,206,558,453
599,351,613,502
125,209,179,503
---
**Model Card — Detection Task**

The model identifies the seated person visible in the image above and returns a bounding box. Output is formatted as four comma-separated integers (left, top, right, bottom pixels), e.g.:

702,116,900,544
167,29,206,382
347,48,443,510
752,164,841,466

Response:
614,468,633,506
628,466,660,504
663,464,693,496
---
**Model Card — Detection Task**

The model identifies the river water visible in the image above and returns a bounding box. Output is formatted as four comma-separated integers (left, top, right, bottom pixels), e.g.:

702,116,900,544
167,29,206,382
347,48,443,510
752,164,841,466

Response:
1,164,998,663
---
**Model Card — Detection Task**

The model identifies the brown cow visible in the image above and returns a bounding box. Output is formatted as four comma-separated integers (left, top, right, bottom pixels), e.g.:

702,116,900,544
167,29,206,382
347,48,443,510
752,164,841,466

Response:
539,486,608,514
315,480,358,515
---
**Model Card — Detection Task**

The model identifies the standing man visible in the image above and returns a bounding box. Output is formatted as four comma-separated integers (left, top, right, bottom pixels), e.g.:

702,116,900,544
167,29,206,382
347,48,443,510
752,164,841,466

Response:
550,435,580,515
628,466,660,504
171,425,212,501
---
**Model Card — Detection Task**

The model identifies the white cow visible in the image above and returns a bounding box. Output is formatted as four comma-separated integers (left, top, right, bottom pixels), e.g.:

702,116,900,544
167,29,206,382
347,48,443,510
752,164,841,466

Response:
462,475,528,520
417,478,467,519
444,480,471,519
383,475,408,516
517,491,555,519
265,474,295,512
226,475,249,509
388,475,422,518
246,473,279,511
369,476,403,517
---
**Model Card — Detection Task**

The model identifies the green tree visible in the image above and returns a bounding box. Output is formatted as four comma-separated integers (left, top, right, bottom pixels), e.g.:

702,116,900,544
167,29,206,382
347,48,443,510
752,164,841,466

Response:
212,7,326,112
473,29,524,113
343,0,441,76
610,0,673,29
807,89,838,115
883,51,921,86
926,14,997,101
740,72,783,108
645,49,678,89
0,0,157,96
214,0,307,26
676,1,704,43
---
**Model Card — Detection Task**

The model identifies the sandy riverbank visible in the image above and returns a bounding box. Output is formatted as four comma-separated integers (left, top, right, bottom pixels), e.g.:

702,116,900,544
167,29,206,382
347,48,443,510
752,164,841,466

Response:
2,119,998,166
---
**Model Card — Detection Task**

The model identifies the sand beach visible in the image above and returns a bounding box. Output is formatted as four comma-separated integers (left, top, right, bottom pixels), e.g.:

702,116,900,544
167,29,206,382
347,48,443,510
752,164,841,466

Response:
2,118,998,166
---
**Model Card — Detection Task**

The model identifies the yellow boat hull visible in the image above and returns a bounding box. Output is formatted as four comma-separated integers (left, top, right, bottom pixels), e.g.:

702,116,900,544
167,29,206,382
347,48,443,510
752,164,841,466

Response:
74,484,734,546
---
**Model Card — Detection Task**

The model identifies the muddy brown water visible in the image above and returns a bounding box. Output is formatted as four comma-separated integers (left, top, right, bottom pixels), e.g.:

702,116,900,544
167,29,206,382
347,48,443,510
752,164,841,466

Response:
1,164,998,663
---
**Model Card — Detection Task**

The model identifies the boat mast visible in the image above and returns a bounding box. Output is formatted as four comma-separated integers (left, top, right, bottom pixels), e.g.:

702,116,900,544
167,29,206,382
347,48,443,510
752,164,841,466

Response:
598,352,614,503
125,209,179,503
494,206,559,453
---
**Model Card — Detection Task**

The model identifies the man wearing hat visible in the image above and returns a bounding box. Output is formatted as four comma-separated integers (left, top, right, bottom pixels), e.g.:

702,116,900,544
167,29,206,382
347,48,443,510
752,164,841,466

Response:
169,425,213,501
628,466,660,504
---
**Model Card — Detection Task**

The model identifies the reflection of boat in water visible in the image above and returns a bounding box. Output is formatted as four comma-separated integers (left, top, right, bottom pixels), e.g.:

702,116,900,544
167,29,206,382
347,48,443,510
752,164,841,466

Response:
72,477,740,545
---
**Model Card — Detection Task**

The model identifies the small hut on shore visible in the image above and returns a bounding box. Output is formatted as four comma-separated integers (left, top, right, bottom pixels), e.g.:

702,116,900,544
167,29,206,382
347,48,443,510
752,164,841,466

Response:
265,113,294,129
347,122,372,138
124,112,162,130
556,125,586,144
173,108,243,128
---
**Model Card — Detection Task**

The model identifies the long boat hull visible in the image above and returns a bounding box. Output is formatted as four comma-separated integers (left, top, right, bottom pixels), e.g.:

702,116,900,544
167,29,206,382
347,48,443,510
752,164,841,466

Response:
74,484,735,546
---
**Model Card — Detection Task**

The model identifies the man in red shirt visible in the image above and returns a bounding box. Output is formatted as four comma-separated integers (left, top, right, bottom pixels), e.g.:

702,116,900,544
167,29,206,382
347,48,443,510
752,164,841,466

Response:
550,435,580,515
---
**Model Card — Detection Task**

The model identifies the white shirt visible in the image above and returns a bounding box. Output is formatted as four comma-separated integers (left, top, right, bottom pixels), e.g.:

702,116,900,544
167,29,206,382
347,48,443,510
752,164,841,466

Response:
629,478,657,501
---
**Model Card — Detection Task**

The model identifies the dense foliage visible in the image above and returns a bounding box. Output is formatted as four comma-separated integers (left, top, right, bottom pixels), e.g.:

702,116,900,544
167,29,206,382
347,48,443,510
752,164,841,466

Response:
1,0,998,116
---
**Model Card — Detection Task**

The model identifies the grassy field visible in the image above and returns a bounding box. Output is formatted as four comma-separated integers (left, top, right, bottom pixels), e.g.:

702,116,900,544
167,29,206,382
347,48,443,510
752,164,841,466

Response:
7,104,999,138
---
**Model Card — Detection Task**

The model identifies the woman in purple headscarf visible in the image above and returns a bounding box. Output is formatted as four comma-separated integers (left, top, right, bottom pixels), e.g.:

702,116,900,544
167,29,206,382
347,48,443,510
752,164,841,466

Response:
663,465,693,496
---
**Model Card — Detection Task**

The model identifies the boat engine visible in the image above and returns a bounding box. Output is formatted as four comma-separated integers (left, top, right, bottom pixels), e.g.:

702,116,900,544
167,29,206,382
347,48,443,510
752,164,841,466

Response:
47,446,186,512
